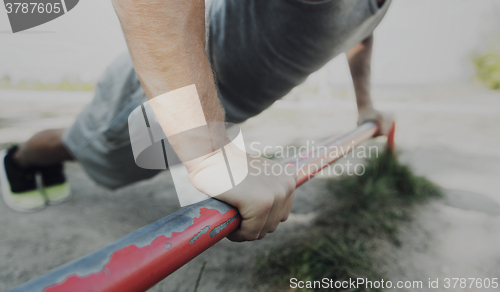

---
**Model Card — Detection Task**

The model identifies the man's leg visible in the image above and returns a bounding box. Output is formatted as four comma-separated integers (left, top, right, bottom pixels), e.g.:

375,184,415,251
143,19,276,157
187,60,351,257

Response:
1,129,72,212
14,129,73,169
60,52,162,190
1,53,156,212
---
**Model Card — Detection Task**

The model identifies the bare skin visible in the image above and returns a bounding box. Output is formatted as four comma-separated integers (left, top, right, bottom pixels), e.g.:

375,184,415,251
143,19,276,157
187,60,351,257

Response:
14,129,73,168
347,35,394,136
13,0,391,241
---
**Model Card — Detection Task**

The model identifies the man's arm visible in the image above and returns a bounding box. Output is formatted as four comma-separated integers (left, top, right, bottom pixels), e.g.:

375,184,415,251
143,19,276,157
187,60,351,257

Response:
112,0,222,123
347,34,393,135
112,0,295,242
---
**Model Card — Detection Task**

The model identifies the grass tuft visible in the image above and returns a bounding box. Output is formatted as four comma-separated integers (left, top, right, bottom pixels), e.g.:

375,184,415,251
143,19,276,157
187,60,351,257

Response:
317,149,442,240
255,149,442,291
256,235,379,291
473,50,500,90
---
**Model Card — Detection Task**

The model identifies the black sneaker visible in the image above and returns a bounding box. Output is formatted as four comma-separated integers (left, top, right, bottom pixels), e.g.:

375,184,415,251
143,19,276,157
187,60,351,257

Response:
0,146,46,212
41,162,71,205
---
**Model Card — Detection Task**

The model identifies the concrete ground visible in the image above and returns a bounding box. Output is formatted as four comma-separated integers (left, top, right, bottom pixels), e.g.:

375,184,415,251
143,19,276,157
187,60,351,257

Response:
0,84,499,291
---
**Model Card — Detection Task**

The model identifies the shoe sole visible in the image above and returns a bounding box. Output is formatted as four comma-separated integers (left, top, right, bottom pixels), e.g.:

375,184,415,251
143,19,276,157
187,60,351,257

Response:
45,183,72,205
0,149,47,213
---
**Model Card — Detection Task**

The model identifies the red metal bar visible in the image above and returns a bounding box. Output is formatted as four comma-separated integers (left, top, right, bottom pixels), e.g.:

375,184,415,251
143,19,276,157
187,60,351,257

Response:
289,122,379,186
386,122,396,153
11,122,381,292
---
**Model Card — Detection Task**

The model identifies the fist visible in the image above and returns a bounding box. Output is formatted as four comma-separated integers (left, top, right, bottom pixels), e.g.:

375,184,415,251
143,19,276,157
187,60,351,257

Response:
357,107,394,136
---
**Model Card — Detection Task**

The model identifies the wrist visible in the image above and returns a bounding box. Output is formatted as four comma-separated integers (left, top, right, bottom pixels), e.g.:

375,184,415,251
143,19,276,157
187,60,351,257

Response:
187,142,249,198
355,92,373,110
358,104,375,113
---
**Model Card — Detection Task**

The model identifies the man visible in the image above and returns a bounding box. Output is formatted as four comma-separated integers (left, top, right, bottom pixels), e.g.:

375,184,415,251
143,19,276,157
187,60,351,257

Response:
0,0,392,242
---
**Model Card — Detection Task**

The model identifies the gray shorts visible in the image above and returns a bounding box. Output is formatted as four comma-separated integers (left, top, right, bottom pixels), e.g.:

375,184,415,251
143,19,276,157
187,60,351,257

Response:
62,0,391,189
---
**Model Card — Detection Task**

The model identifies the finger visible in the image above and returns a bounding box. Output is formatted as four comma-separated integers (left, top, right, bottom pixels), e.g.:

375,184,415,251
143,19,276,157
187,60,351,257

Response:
380,113,395,136
227,203,271,242
227,217,267,242
281,190,294,222
278,174,296,222
259,186,291,236
266,209,282,234
226,230,247,242
257,199,281,238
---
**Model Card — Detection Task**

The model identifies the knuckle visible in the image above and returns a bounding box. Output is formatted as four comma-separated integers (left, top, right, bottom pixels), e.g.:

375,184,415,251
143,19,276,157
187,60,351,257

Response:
285,184,295,197
246,231,259,241
275,190,286,202
281,212,290,222
259,199,274,213
281,177,295,193
288,176,297,188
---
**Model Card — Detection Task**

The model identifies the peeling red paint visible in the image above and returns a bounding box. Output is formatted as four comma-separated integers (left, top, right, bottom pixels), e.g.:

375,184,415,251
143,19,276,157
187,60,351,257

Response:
44,207,240,292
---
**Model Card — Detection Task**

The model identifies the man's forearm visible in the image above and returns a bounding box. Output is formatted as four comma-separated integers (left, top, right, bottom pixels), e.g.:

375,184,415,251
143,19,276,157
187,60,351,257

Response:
112,0,226,170
347,35,394,135
347,34,374,110
112,0,224,123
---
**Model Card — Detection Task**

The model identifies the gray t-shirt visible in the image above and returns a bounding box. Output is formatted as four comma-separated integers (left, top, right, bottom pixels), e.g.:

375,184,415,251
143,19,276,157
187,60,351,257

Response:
209,0,392,123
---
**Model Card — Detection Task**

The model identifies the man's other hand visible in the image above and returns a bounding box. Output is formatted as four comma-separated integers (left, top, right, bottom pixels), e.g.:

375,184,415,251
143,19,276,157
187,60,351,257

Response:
357,106,394,136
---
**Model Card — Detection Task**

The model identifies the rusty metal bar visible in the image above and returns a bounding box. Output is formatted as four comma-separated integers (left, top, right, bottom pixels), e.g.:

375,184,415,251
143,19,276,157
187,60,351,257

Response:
11,122,382,292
